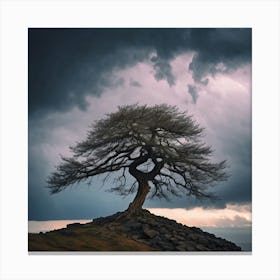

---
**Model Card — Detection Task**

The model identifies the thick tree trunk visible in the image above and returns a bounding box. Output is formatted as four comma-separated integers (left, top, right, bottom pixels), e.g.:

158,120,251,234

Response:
126,181,150,214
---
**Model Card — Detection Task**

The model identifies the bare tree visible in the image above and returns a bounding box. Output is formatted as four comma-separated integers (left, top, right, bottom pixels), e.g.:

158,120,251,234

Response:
47,104,227,215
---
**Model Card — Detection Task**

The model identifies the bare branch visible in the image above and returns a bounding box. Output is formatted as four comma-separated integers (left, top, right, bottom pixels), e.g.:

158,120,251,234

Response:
47,104,228,204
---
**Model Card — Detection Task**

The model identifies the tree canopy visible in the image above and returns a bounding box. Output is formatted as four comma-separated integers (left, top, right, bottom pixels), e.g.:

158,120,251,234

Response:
47,104,227,213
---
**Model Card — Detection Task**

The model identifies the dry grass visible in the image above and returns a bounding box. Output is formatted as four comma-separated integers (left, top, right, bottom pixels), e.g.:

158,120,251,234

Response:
28,223,156,251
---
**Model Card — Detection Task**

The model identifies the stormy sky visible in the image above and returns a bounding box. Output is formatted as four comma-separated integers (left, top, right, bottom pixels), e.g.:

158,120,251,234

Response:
28,28,251,221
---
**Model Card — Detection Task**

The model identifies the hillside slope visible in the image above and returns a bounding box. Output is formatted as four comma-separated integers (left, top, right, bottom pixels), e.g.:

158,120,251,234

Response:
29,210,241,252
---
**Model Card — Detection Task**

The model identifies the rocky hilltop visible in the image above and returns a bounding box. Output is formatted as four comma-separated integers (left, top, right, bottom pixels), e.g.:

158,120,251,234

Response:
29,209,241,252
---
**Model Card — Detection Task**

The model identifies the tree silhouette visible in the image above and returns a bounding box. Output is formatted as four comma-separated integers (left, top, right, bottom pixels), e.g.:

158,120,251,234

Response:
47,104,227,215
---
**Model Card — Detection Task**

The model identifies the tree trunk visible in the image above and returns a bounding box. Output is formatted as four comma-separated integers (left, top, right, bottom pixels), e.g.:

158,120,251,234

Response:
126,181,150,214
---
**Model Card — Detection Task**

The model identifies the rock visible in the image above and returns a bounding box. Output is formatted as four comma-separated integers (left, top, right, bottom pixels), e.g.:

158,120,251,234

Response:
170,237,181,245
197,235,210,246
159,227,169,235
176,245,187,251
67,222,81,228
131,234,144,240
157,241,175,251
175,241,188,250
191,227,203,233
175,235,185,241
125,221,142,230
164,233,172,239
185,243,197,251
143,228,159,238
195,244,208,251
60,209,242,251
187,233,199,241
149,235,162,246
136,239,152,245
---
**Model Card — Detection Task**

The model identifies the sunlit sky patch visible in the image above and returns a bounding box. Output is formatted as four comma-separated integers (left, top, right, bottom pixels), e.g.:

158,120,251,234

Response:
148,203,252,228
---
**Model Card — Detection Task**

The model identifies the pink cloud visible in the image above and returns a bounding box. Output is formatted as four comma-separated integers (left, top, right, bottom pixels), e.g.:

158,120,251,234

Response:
147,203,252,228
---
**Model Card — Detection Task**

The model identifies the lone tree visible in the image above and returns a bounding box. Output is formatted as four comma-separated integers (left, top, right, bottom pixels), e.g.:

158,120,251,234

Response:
48,104,227,215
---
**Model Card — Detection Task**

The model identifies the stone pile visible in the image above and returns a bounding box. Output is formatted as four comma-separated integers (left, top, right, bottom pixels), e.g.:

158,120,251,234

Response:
92,209,241,251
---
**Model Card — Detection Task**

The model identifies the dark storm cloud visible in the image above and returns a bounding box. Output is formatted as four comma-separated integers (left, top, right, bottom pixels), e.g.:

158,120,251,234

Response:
28,28,149,118
150,56,175,86
29,28,251,118
188,28,252,83
187,84,199,103
129,79,142,87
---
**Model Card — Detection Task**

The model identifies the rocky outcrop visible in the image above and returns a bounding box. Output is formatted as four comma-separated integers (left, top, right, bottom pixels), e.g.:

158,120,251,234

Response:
29,209,241,251
91,209,241,251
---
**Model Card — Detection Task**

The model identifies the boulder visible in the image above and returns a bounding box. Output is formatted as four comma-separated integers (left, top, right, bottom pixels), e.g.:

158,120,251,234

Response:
143,228,159,238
